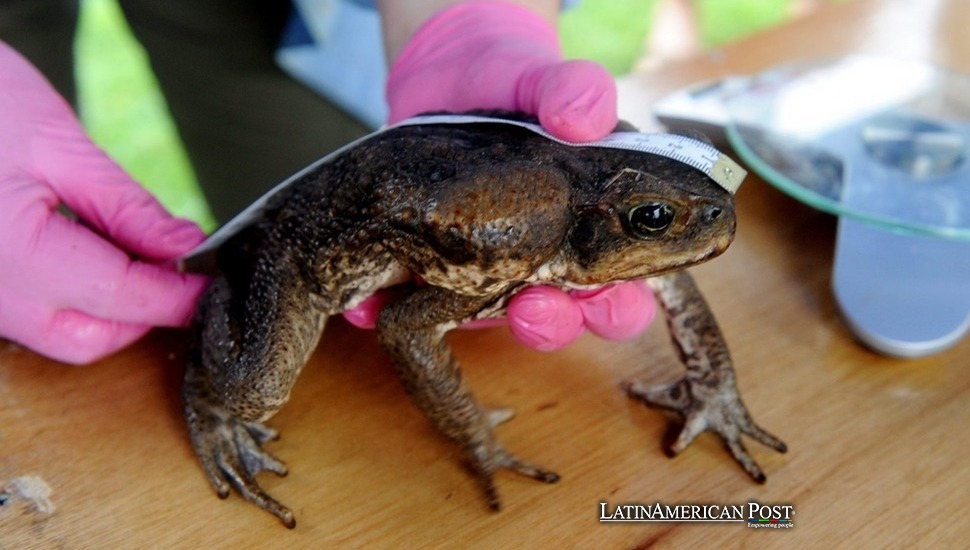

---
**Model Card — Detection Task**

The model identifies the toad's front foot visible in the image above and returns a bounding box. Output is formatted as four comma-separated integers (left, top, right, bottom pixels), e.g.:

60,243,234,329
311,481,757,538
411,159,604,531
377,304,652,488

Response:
459,407,560,511
466,433,560,512
184,391,295,528
622,377,787,482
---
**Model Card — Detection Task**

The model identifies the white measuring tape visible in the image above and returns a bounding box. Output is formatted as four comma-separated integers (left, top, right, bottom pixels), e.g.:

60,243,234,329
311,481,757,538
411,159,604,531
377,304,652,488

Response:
182,113,744,268
390,114,746,194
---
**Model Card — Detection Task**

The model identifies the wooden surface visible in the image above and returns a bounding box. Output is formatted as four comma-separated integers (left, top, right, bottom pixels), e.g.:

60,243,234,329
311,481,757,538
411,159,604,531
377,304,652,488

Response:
3,0,968,547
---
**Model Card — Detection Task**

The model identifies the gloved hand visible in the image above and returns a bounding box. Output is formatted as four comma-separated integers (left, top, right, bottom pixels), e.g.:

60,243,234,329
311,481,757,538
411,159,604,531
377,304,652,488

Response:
0,41,209,365
344,1,657,350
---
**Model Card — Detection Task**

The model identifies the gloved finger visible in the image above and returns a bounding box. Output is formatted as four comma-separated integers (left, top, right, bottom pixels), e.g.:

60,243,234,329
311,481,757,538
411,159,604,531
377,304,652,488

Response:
384,1,561,124
9,211,208,328
342,283,424,329
343,292,392,329
346,284,591,352
343,287,507,330
507,286,585,351
572,281,656,341
521,59,619,143
0,291,151,365
30,115,206,262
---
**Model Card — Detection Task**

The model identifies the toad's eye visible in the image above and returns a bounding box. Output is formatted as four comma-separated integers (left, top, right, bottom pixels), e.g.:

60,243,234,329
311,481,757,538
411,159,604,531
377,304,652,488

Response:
628,203,675,238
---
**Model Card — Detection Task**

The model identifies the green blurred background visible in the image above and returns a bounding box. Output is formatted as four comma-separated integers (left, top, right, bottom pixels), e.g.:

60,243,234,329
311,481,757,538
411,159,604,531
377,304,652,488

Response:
75,0,804,232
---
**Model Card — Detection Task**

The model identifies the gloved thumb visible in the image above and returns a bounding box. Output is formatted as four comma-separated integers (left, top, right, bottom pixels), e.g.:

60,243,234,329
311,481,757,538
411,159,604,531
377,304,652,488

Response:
518,60,618,142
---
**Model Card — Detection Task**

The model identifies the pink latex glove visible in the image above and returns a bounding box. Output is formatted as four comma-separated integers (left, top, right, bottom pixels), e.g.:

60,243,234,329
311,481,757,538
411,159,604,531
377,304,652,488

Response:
0,41,209,365
343,1,656,350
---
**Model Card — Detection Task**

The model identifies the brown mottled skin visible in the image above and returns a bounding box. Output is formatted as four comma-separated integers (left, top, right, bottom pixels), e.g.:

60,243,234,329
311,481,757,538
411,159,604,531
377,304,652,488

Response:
182,111,786,528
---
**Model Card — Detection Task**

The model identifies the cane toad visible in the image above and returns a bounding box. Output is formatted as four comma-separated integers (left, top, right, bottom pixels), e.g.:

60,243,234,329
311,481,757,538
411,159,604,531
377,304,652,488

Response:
180,111,786,528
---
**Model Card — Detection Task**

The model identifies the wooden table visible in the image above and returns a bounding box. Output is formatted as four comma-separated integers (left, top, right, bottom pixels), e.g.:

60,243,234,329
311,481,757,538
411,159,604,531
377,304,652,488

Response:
3,0,967,547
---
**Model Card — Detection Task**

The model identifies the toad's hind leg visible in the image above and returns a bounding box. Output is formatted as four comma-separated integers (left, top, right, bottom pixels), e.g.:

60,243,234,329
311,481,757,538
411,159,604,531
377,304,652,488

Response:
184,259,329,529
376,286,559,511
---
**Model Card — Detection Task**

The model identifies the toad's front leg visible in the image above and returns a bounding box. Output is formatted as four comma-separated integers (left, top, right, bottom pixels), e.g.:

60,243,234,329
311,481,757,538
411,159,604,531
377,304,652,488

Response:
625,271,787,481
377,286,559,511
184,264,328,529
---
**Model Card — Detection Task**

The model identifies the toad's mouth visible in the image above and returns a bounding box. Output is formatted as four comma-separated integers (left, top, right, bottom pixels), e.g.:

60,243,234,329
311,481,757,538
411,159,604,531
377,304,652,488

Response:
680,233,734,267
627,235,735,281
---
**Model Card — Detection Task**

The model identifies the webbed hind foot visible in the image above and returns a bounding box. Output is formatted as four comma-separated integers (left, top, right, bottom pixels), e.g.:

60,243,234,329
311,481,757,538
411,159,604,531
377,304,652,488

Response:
622,377,787,482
